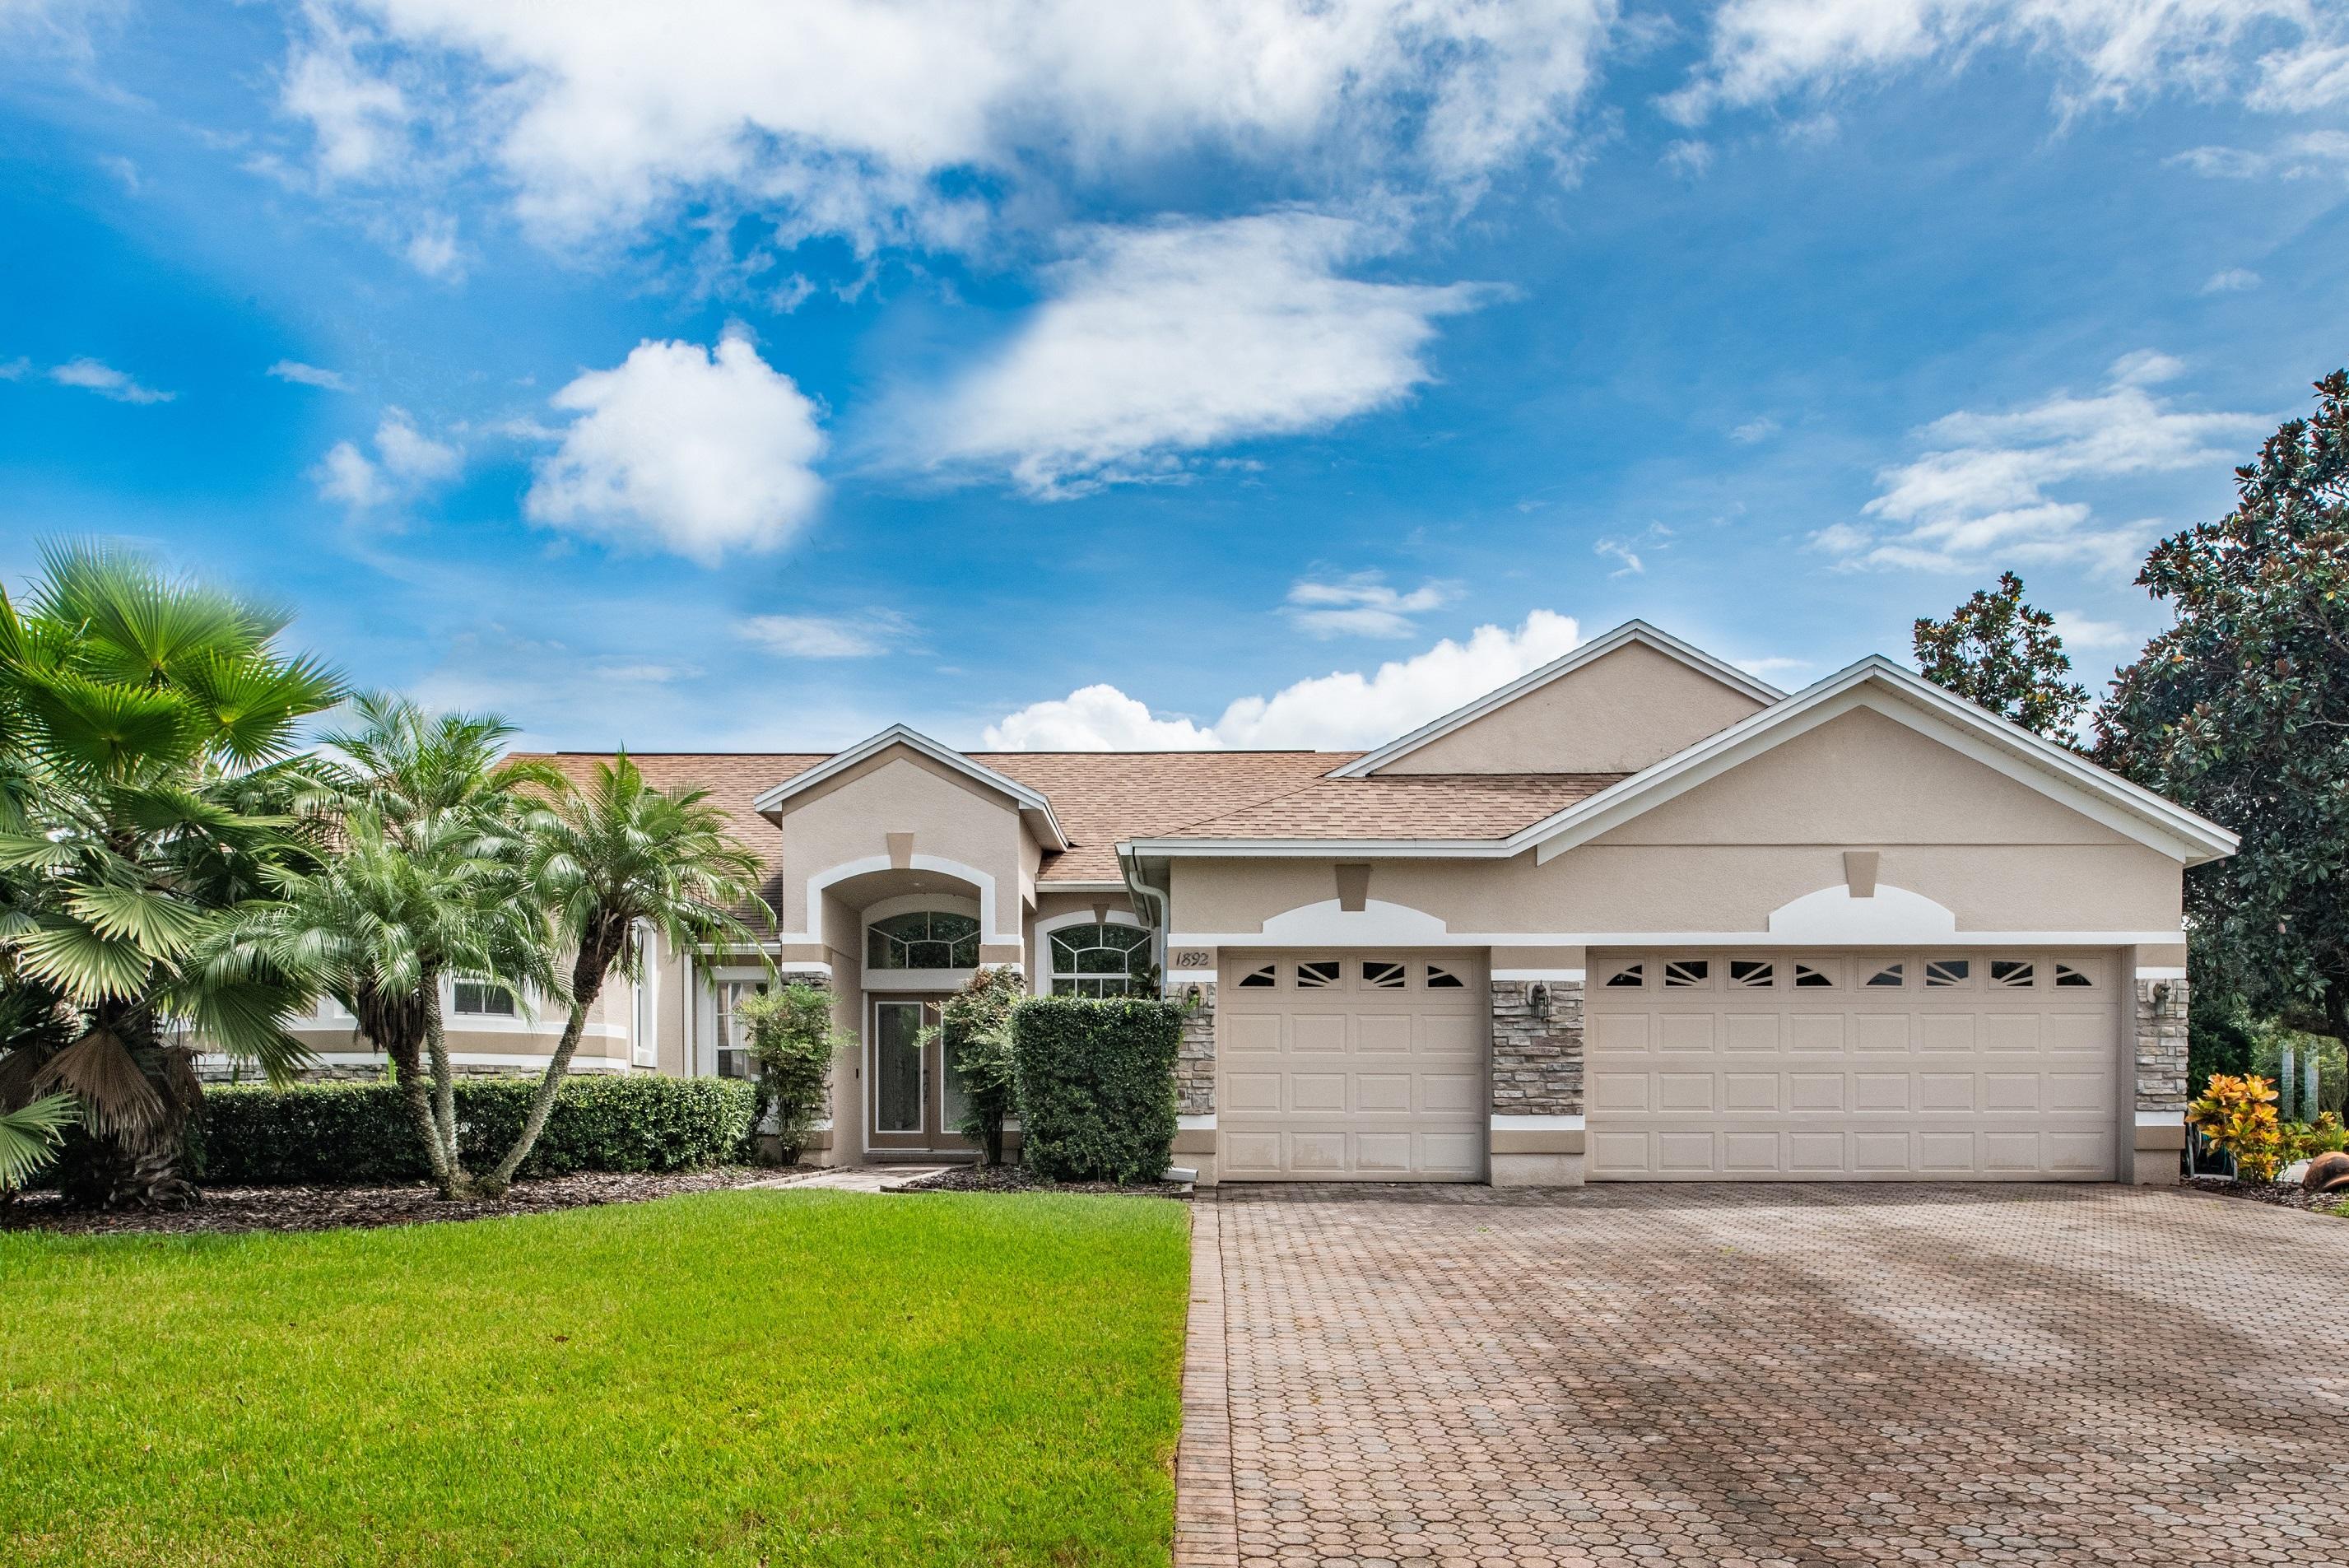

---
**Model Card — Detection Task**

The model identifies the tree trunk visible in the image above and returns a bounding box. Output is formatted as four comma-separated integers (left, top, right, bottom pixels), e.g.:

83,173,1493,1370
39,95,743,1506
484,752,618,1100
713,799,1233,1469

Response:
421,975,469,1196
78,1007,200,1211
365,989,451,1197
478,929,618,1196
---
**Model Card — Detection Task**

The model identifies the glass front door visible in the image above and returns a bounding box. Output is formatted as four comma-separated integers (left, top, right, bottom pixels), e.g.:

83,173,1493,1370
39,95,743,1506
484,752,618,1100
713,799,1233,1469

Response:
868,998,973,1152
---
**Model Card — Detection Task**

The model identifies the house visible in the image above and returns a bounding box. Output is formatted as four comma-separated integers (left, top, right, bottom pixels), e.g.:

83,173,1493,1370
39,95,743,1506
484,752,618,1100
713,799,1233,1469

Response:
275,621,2233,1187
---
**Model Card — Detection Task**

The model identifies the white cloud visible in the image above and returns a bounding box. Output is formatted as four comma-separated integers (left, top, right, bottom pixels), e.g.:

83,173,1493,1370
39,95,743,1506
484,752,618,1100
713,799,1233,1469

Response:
269,359,352,390
738,610,913,659
311,407,461,508
1736,655,1812,679
1594,537,1644,576
2200,267,2263,293
1283,575,1458,639
48,357,173,403
982,609,1583,750
0,357,30,380
2170,128,2349,179
1662,138,1714,175
2051,610,2133,649
1815,351,2265,573
285,0,1618,251
524,329,826,565
1668,0,2334,124
911,212,1499,496
1729,416,1779,443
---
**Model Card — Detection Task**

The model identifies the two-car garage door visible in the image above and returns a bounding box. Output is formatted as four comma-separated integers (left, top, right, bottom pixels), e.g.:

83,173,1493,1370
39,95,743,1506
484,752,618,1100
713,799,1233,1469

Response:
1584,950,2120,1180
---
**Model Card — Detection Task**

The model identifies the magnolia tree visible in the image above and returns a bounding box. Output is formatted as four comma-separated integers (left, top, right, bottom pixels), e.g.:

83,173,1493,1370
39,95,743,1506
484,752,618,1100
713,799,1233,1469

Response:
1912,571,2091,741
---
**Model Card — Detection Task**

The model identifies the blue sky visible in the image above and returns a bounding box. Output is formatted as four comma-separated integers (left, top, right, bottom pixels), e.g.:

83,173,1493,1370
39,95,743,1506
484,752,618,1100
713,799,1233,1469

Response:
3,0,2346,753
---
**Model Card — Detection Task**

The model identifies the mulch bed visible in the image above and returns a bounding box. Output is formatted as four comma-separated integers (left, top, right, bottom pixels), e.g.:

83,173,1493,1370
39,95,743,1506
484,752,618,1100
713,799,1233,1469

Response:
887,1165,1192,1198
0,1166,814,1238
2179,1174,2349,1215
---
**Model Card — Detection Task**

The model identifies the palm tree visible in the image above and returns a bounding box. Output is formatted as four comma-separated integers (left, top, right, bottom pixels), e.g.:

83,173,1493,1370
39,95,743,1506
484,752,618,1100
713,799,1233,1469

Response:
478,754,767,1194
244,807,560,1197
0,543,342,1206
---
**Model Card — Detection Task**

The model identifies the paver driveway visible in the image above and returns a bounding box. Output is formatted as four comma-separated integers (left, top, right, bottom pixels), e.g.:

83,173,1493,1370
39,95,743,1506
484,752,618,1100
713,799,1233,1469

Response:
1185,1184,2349,1567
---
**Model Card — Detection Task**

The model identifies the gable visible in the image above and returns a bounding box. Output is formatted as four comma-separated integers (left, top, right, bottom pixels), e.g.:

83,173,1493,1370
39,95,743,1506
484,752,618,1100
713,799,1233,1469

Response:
1372,637,1770,775
1590,705,2134,848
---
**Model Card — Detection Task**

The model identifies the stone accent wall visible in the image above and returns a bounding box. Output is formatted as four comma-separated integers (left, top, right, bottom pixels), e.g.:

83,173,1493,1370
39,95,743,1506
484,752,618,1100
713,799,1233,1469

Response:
2134,975,2190,1114
1490,979,1584,1117
1174,979,1216,1117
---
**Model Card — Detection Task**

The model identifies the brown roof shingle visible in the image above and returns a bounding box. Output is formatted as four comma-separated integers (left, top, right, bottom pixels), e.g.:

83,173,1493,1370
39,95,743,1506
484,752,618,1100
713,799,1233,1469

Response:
514,749,1626,890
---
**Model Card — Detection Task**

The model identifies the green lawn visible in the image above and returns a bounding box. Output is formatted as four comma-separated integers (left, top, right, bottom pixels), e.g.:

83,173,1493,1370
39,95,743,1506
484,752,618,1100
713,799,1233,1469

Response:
0,1189,1190,1567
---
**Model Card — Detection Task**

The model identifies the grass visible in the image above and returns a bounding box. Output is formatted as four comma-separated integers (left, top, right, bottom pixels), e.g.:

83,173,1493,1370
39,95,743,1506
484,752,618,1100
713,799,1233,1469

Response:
0,1189,1190,1567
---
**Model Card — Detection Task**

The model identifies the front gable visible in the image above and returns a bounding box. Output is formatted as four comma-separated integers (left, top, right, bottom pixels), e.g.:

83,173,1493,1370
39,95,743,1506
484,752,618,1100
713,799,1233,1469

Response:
1339,622,1778,778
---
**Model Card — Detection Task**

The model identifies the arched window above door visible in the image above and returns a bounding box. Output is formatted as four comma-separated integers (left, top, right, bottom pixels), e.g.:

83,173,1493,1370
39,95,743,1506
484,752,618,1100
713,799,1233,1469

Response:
867,910,981,970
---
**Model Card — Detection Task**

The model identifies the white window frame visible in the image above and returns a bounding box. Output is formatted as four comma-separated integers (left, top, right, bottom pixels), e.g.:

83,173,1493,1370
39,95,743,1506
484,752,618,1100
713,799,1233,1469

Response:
632,923,660,1069
1031,909,1149,997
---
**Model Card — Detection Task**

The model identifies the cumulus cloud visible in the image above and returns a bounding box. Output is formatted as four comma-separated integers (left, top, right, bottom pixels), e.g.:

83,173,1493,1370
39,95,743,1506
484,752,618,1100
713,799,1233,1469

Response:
268,359,352,390
2051,610,2133,649
982,609,1583,750
1283,575,1457,639
1667,0,2338,124
523,330,826,565
910,212,1499,495
311,407,460,508
738,610,913,658
282,0,1617,251
48,357,173,403
1813,351,2265,573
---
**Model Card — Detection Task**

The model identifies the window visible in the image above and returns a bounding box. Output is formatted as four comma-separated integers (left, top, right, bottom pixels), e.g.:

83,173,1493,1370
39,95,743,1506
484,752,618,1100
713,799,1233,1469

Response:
1605,964,1646,989
1237,964,1277,989
1991,960,2035,989
1425,964,1466,989
1363,961,1407,989
1295,961,1341,989
1048,922,1152,998
1663,959,1709,988
713,978,769,1079
2054,963,2094,989
1730,960,1775,988
867,910,980,970
1865,963,1905,988
454,977,515,1017
1794,964,1835,989
1924,959,1970,988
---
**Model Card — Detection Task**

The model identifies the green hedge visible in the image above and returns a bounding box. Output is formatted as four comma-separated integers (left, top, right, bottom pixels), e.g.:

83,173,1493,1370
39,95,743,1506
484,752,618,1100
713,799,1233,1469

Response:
1010,996,1181,1184
192,1076,757,1187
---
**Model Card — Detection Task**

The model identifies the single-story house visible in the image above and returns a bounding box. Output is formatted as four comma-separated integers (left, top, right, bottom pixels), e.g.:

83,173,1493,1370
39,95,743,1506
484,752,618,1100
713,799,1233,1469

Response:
272,621,2233,1187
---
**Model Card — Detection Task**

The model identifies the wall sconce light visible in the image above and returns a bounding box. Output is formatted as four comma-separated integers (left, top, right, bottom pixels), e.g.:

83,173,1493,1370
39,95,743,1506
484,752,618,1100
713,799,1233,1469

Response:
1185,983,1202,1007
1530,981,1551,1019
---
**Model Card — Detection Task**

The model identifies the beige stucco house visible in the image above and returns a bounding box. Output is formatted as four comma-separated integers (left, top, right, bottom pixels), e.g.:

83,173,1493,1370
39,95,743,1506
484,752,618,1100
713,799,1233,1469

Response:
272,622,2234,1188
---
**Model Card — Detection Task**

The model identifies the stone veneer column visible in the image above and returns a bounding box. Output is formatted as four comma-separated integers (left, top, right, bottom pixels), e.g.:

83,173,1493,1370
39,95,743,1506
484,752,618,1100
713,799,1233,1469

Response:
1170,979,1217,1184
2131,973,2190,1184
1488,977,1585,1187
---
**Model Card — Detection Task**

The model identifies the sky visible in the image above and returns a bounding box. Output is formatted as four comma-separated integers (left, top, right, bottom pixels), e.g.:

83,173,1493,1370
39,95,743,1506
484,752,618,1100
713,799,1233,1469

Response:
2,0,2346,756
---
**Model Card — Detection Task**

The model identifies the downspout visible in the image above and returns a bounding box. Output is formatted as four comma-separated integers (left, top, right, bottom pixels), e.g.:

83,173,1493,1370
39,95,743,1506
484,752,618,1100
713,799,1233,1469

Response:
1119,845,1174,985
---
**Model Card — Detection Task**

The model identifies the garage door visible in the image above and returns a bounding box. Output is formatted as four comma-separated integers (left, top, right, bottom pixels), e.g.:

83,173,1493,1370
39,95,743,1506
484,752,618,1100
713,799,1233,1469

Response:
1219,951,1487,1180
1585,950,2119,1180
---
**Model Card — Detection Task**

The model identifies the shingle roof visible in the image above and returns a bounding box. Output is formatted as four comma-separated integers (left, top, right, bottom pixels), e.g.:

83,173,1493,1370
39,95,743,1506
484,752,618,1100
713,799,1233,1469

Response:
516,749,1628,891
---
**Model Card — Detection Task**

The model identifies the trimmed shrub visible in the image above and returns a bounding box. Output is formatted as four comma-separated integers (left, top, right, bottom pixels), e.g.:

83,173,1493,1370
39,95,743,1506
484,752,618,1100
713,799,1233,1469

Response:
192,1076,757,1187
1011,995,1181,1184
735,983,845,1161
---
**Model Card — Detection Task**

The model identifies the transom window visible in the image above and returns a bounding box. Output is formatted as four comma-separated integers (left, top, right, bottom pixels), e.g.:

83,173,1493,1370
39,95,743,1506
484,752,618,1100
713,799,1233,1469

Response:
1048,922,1151,997
454,976,515,1017
1663,959,1710,988
1363,961,1407,989
1604,963,1646,989
1237,963,1277,989
1425,964,1467,989
1866,963,1905,988
1730,960,1775,988
867,910,980,970
1794,964,1835,989
1295,961,1341,989
2054,963,2094,989
1991,960,2035,988
1924,959,1971,988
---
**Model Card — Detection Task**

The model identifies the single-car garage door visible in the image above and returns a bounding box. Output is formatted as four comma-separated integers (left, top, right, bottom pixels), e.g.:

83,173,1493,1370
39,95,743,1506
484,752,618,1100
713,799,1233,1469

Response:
1585,950,2119,1180
1219,951,1487,1180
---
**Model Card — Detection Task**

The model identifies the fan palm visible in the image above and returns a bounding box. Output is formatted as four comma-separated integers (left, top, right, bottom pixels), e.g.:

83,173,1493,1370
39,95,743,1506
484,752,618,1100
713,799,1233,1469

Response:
478,754,767,1194
0,543,342,1206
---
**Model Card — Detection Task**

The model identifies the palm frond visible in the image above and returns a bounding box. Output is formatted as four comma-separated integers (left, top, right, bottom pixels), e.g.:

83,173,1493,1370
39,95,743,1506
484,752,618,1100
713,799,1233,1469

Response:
175,649,347,765
32,539,277,686
14,916,160,1003
0,1093,77,1191
65,882,207,960
33,1026,165,1135
16,669,195,781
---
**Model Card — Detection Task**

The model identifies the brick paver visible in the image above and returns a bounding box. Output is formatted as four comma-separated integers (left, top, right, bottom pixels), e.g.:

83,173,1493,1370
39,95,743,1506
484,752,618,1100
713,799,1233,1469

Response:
1203,1184,2349,1566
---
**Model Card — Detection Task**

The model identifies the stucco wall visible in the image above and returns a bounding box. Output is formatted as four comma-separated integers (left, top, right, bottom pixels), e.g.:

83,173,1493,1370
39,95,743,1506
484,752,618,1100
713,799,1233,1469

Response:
771,746,1026,938
1374,640,1768,775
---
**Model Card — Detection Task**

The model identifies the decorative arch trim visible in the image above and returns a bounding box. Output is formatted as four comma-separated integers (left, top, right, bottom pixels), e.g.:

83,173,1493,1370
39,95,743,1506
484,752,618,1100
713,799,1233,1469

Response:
1254,898,1452,946
790,853,1015,946
1765,883,1958,943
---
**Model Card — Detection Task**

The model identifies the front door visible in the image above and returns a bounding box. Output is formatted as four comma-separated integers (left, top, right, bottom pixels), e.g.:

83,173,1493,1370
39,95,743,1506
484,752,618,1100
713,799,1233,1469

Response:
867,997,974,1153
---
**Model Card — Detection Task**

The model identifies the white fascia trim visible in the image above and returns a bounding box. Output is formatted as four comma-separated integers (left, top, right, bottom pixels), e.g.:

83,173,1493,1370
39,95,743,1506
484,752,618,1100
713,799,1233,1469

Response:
1528,657,2236,867
1123,835,1524,858
865,969,976,992
1329,621,1784,779
2137,1110,2186,1126
2135,965,2189,980
1171,928,2186,948
777,961,834,976
749,724,1068,849
1166,968,1216,983
1038,878,1131,892
1495,968,1585,982
1178,1114,1216,1131
1491,1114,1584,1131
